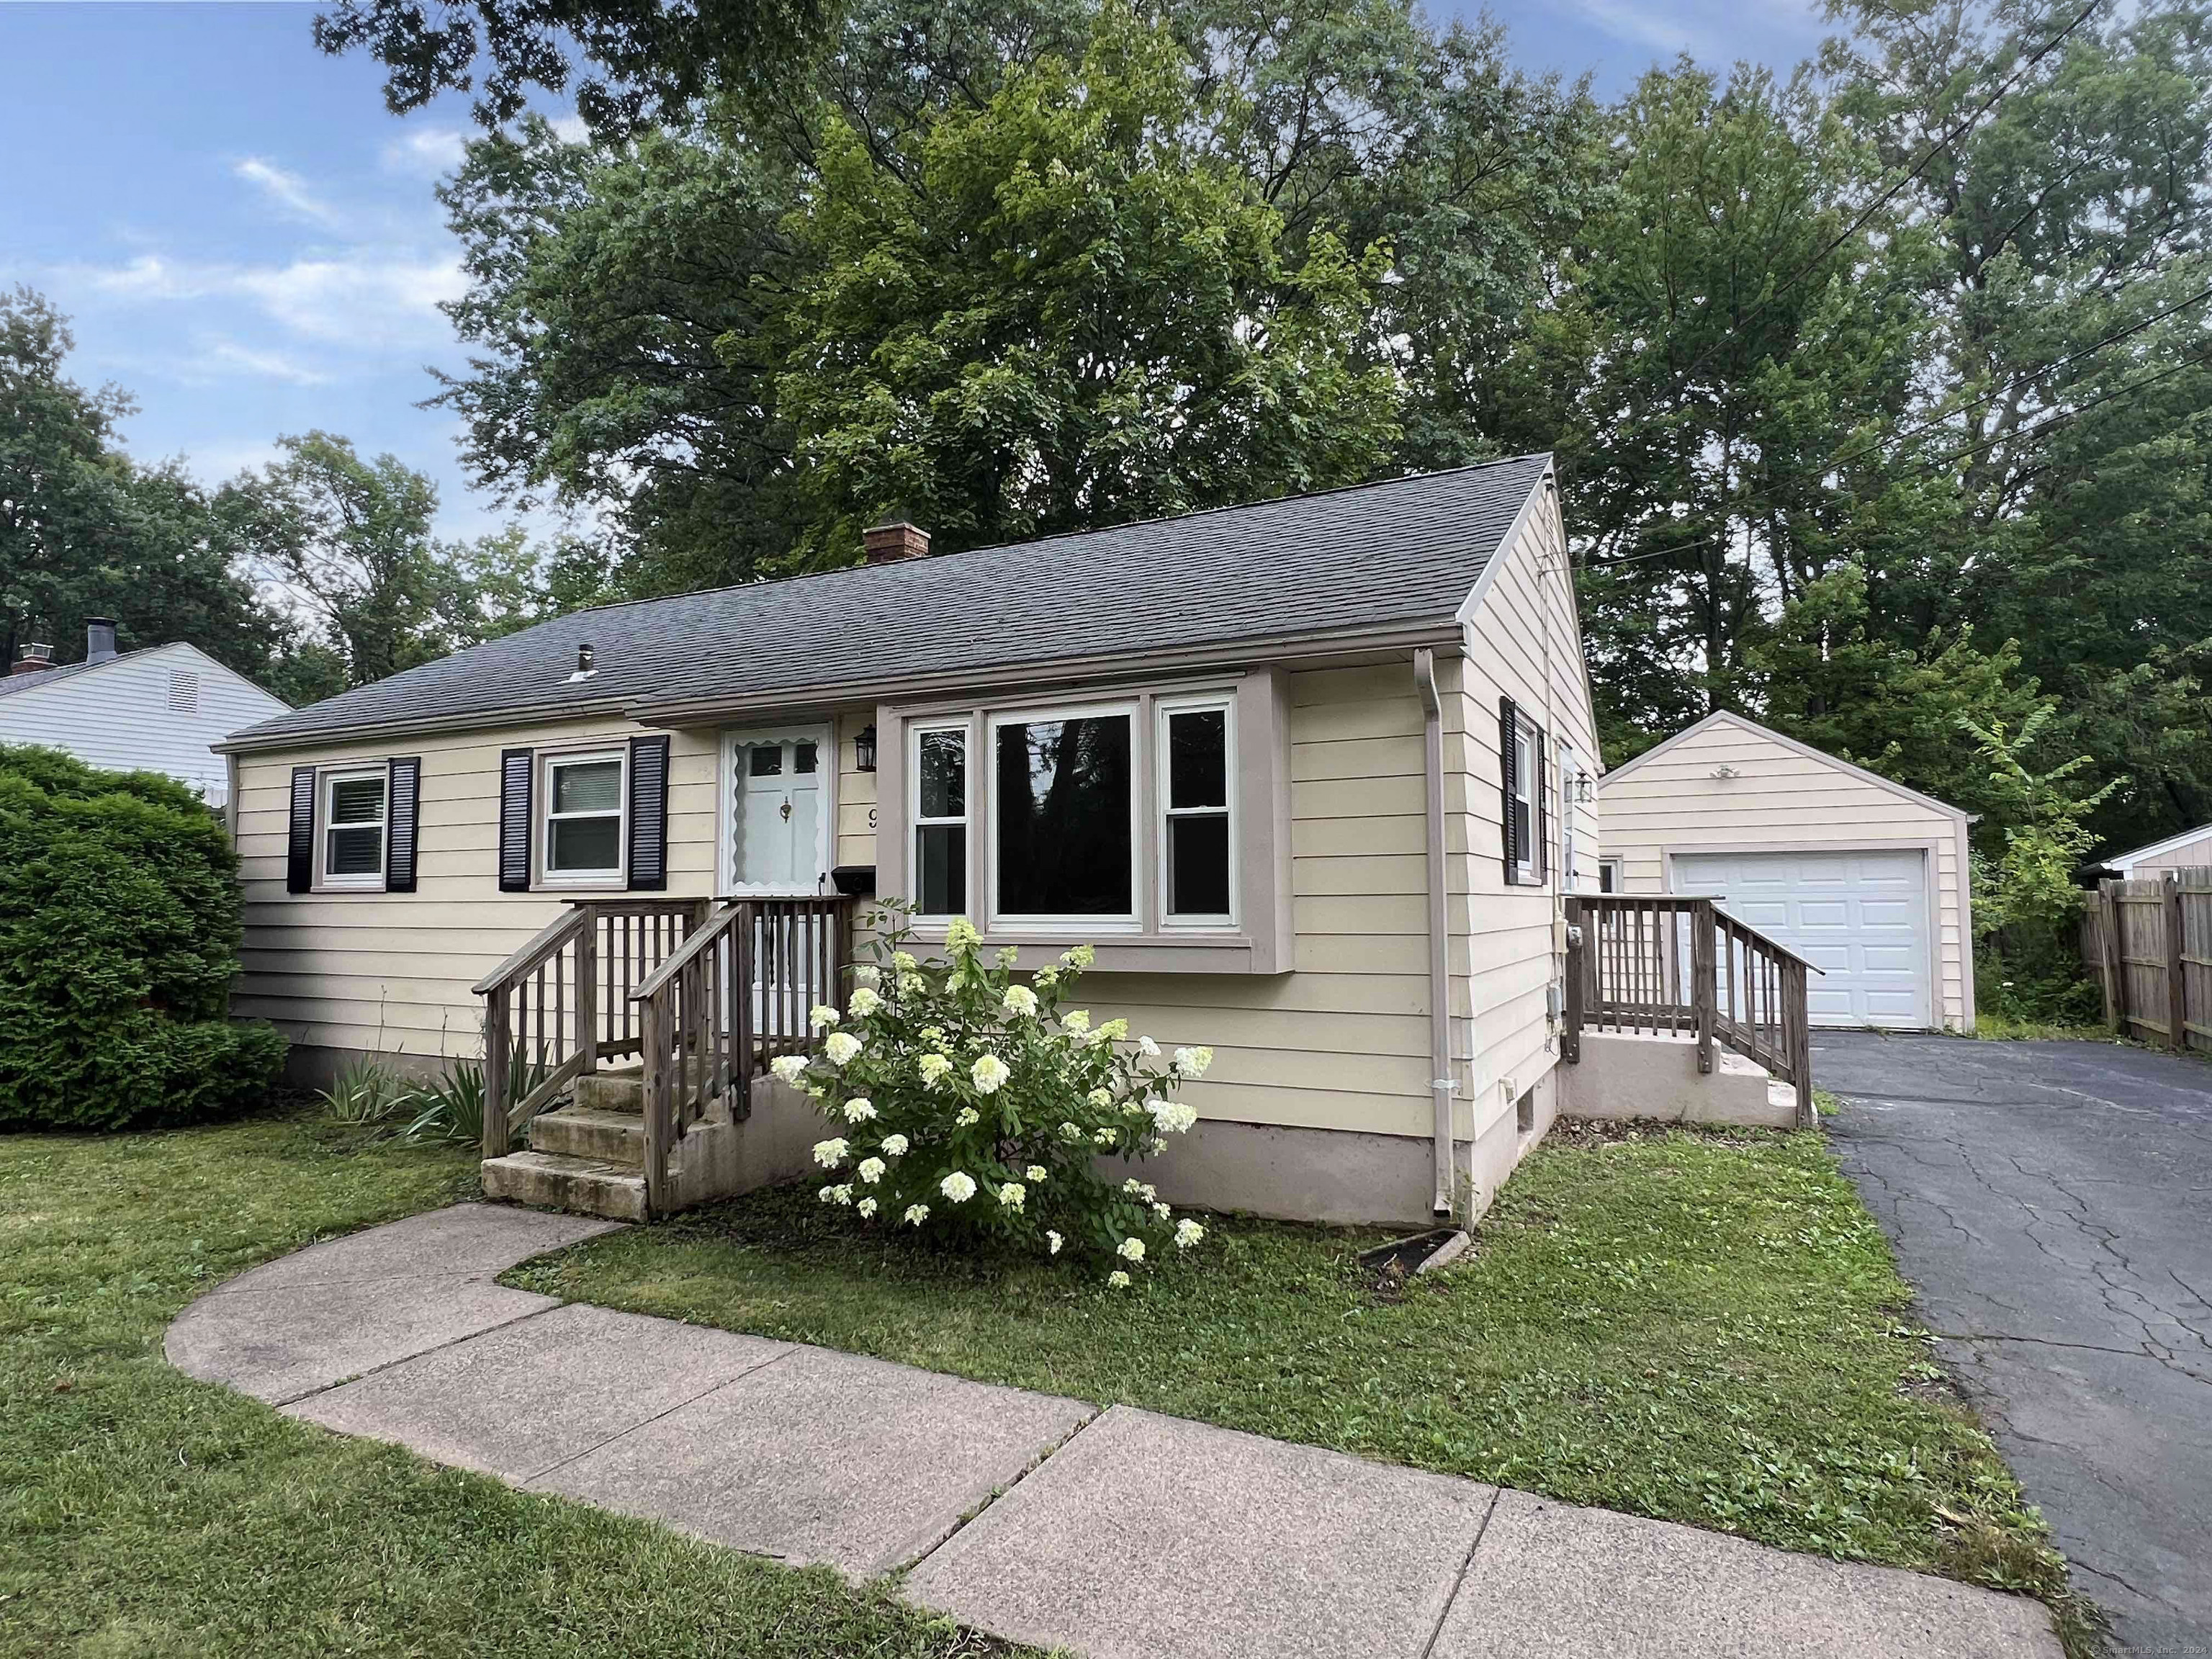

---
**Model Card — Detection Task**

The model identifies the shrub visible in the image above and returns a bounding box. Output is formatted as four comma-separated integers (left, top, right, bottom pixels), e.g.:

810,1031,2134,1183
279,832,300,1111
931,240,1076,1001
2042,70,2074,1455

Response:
320,1056,415,1126
774,914,1210,1285
0,745,286,1130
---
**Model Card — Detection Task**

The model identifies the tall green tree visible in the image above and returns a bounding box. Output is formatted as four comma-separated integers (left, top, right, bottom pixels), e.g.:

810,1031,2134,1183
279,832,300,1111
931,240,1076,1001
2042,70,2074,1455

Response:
0,289,284,680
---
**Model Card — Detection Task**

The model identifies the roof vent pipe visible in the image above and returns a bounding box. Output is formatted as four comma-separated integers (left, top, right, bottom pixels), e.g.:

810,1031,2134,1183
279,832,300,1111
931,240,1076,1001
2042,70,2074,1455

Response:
85,617,117,663
569,642,597,683
12,642,53,676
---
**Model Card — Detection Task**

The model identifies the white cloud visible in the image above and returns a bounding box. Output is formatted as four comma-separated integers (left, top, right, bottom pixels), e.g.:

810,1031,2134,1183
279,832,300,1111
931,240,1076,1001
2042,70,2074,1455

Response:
192,338,333,386
235,157,343,228
71,248,465,349
382,125,469,177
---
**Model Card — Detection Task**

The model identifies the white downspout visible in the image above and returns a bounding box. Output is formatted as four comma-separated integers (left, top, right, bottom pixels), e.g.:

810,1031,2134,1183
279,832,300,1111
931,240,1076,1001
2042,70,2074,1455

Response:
1413,647,1455,1217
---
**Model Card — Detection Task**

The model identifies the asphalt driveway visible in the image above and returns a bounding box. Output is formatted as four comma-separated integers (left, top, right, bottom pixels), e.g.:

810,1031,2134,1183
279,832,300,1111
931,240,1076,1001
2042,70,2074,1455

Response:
1817,1032,2212,1658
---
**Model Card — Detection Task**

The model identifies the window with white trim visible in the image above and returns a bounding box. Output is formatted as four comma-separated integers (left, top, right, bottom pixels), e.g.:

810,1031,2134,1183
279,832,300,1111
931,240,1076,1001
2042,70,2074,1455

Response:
541,750,626,884
1509,718,1537,884
989,702,1138,927
1557,739,1578,889
320,768,387,889
1159,698,1235,925
1599,858,1622,894
911,721,969,917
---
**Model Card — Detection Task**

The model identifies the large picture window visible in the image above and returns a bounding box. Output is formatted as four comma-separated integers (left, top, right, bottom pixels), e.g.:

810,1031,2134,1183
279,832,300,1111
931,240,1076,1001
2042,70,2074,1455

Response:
542,750,626,882
1160,699,1234,924
912,722,969,916
992,707,1135,922
321,768,387,888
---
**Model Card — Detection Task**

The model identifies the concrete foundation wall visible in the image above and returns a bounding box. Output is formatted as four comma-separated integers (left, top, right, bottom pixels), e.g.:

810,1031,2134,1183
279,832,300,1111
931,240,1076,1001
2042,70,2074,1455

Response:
1559,1031,1792,1127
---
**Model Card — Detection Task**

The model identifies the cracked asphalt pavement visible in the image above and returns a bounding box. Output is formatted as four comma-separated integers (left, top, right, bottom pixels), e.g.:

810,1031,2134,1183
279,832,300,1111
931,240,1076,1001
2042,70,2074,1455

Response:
1818,1031,2212,1658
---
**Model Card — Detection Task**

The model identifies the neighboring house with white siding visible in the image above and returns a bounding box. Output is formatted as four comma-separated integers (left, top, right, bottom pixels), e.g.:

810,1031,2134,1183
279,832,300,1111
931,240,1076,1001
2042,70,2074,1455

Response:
1596,711,1976,1033
2096,822,2212,880
217,457,1640,1226
0,621,288,807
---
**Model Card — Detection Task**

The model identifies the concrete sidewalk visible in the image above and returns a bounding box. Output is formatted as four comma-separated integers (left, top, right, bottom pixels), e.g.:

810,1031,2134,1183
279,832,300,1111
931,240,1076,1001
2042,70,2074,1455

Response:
166,1203,2062,1659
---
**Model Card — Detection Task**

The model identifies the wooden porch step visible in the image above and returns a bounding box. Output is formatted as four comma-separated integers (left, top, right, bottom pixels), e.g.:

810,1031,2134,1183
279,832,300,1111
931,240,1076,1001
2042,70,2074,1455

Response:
528,1105,646,1166
480,1149,646,1221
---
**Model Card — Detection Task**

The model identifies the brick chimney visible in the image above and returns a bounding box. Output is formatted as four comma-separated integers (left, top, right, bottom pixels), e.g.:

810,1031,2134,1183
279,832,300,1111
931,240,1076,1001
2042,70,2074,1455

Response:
85,617,117,663
11,642,53,676
863,521,930,564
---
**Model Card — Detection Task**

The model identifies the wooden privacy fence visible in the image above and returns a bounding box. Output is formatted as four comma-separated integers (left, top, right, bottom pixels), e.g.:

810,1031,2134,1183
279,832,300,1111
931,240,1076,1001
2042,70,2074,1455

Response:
2081,873,2212,1055
1563,894,1818,1127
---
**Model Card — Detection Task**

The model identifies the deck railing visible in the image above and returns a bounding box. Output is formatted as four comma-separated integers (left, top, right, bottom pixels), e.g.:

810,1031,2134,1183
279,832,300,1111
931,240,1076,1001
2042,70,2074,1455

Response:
474,897,709,1158
1563,894,1817,1126
630,895,850,1210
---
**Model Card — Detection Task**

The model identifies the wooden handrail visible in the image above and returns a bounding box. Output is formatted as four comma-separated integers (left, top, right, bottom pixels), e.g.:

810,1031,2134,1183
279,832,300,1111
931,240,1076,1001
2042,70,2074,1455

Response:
1564,892,1818,1127
472,907,590,997
631,899,744,1005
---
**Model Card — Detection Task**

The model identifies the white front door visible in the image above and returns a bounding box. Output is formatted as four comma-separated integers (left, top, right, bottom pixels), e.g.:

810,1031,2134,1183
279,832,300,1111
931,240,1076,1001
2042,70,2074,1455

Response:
725,727,831,895
1671,848,1933,1029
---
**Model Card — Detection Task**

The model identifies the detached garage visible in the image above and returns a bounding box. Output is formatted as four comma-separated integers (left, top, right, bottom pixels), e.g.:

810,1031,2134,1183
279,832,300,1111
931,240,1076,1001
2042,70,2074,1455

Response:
1595,711,1975,1032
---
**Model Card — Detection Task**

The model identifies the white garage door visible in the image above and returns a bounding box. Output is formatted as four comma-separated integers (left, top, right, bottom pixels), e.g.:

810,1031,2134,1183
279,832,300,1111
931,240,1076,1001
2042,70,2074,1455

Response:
1671,850,1932,1029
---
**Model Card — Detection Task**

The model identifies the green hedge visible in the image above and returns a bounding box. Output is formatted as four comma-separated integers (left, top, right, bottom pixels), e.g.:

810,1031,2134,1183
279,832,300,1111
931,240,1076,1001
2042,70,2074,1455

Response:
0,745,286,1130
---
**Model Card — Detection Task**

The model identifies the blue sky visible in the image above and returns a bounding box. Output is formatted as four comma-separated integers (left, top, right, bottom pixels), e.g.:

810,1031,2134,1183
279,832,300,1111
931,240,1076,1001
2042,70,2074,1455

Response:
0,1,1827,541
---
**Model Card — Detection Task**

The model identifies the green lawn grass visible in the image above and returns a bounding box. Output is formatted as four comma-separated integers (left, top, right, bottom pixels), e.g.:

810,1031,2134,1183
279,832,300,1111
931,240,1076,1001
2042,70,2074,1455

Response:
0,1111,1028,1659
512,1120,2091,1645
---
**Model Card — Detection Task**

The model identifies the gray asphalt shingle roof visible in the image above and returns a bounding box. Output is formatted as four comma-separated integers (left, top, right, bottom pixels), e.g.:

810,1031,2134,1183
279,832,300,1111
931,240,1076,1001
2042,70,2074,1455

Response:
225,455,1551,751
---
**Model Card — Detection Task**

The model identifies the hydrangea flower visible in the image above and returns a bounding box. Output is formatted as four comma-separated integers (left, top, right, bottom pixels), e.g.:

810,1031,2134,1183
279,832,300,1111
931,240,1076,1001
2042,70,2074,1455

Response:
899,971,925,995
1025,1165,1047,1182
809,1004,841,1030
1090,1018,1130,1046
1092,1127,1117,1146
891,950,918,972
954,1106,980,1127
940,1171,977,1202
842,1097,876,1123
997,945,1020,967
770,1054,810,1085
850,964,882,989
971,1053,1010,1094
919,1052,953,1089
812,1138,848,1166
918,1025,945,1046
817,1184,853,1206
1138,1035,1160,1057
1120,1178,1156,1200
1106,1269,1130,1288
1148,1100,1196,1135
1151,1200,1172,1220
857,1197,878,1218
881,1133,909,1156
1121,1100,1146,1118
1175,1218,1205,1249
1117,1236,1146,1262
997,1182,1025,1210
858,1157,886,1184
1047,1231,1064,1256
1059,1122,1084,1142
849,986,882,1017
1086,1087,1113,1109
1002,984,1038,1017
945,917,981,950
1035,966,1060,989
903,1203,930,1226
1172,1045,1214,1079
1061,1010,1091,1035
824,1032,862,1066
1061,944,1095,969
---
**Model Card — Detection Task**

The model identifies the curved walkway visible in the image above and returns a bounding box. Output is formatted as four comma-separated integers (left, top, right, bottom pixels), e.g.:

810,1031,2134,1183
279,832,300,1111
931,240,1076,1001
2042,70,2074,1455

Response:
168,1202,2060,1659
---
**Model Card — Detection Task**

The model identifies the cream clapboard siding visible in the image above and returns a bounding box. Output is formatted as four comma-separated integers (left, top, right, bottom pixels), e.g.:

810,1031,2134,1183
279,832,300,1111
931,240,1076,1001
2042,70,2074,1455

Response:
1450,485,1600,1176
1594,712,1973,1030
0,643,288,805
233,715,719,1057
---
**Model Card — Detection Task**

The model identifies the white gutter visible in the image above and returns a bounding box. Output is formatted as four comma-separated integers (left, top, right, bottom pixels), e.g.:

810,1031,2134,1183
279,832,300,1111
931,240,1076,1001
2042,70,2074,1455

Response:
1413,647,1456,1218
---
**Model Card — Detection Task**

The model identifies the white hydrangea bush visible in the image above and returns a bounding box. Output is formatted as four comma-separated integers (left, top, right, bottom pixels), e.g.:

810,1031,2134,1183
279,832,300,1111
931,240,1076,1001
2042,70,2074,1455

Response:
778,910,1213,1282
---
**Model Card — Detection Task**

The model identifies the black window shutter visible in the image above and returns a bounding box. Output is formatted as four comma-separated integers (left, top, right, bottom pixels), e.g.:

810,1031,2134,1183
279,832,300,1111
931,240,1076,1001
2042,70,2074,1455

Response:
626,734,671,891
385,757,421,893
287,765,316,894
1498,696,1519,884
1534,734,1550,885
498,748,534,892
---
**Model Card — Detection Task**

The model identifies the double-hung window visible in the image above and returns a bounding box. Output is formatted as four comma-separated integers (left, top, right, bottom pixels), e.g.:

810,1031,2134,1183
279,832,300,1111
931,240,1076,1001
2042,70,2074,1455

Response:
1509,719,1537,883
1557,739,1578,889
321,768,387,888
911,721,970,917
541,750,626,884
990,703,1138,926
1159,698,1234,925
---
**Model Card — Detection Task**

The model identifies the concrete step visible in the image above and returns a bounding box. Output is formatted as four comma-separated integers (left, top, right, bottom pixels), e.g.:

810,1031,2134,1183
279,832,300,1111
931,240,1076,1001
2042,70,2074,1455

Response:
572,1070,644,1114
480,1150,647,1221
529,1105,646,1166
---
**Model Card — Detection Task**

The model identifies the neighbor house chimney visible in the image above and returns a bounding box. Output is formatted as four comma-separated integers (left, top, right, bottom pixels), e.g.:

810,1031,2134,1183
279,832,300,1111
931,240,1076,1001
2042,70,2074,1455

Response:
85,617,117,663
863,521,930,564
12,642,53,676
